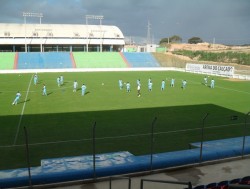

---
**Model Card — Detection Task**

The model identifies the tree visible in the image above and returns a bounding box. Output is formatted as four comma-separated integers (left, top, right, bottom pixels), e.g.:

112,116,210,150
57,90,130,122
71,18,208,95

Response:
159,38,169,44
159,35,182,45
188,37,203,44
169,35,182,43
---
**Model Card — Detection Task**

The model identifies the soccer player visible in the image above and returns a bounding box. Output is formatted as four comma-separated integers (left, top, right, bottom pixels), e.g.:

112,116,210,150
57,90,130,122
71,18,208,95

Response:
210,78,215,88
170,78,175,87
42,84,47,96
182,80,187,89
148,77,152,85
126,82,131,92
136,79,140,86
57,77,60,87
204,76,208,86
60,75,64,85
137,84,141,97
161,80,165,91
34,74,38,85
118,79,123,90
81,84,87,96
73,80,78,92
12,91,21,105
148,81,153,91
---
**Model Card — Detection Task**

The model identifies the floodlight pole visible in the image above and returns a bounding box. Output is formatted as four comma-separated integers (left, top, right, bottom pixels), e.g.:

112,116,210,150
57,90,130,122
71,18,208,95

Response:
242,112,250,158
85,15,104,25
150,117,157,172
85,15,104,52
199,113,209,163
23,12,43,52
24,127,32,188
23,15,27,52
147,21,151,45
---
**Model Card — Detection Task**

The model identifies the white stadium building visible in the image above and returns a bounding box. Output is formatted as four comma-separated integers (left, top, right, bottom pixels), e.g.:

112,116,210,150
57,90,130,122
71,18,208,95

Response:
0,23,125,52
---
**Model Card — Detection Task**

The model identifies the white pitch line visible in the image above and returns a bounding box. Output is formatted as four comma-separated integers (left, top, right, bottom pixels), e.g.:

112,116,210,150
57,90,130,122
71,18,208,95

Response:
189,79,250,95
13,74,33,145
216,86,250,95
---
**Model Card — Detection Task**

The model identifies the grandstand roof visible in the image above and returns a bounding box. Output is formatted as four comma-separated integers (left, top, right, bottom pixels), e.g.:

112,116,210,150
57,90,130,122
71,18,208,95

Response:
0,23,125,45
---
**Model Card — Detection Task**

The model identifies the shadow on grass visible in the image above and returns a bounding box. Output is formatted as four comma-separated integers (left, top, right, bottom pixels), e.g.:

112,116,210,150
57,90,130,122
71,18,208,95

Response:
47,92,53,96
19,99,30,104
0,104,248,170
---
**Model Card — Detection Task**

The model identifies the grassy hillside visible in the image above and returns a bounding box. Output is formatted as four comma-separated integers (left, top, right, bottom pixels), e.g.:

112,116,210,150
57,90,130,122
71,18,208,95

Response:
173,50,250,66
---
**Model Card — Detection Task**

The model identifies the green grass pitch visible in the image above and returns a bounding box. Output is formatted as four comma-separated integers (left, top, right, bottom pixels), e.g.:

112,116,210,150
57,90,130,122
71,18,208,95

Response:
0,71,250,170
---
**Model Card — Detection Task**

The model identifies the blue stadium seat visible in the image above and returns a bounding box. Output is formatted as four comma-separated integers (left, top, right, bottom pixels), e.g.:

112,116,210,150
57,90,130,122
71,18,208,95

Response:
17,52,73,69
122,52,160,67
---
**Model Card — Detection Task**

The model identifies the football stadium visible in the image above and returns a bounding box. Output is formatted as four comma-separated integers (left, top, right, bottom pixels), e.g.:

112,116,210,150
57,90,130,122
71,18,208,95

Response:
0,20,250,189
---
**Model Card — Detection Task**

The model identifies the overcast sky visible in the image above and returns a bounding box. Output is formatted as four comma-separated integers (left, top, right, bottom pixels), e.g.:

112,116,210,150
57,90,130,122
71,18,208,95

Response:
0,0,250,44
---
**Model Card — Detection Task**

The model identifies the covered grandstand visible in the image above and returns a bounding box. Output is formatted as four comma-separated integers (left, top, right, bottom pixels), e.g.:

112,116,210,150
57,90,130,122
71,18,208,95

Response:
0,23,125,52
0,22,163,70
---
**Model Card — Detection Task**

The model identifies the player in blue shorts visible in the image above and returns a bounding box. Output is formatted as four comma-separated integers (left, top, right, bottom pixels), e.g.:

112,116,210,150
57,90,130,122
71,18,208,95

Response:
204,76,208,86
12,91,21,105
137,84,141,97
148,81,153,91
148,78,152,85
118,79,123,90
136,79,140,86
34,74,38,85
73,80,78,92
60,75,64,85
57,77,60,87
126,82,131,92
182,80,187,89
161,80,165,91
171,78,175,87
81,84,87,96
42,84,47,96
210,78,215,88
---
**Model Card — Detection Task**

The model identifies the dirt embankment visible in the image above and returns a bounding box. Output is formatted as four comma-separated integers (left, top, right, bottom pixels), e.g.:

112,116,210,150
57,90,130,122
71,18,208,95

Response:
169,43,250,53
153,43,250,75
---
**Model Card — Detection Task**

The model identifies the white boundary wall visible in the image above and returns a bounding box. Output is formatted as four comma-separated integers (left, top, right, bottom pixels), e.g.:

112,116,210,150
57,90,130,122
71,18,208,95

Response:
186,63,235,77
0,67,249,80
185,63,250,80
0,67,183,74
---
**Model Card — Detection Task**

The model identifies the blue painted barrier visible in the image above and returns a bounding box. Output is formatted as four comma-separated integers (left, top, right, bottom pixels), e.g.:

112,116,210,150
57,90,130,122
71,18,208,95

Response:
0,137,250,188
